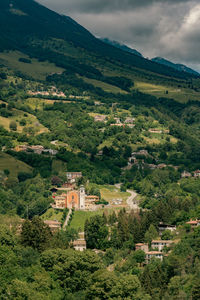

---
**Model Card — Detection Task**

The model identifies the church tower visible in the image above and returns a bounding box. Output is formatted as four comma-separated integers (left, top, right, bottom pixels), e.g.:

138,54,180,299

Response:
79,185,85,210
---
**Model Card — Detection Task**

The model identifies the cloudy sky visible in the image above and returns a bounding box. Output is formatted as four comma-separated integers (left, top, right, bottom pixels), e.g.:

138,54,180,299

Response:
38,0,200,71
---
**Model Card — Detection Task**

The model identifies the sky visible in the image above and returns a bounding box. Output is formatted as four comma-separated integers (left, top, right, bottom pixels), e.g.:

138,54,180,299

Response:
37,0,200,71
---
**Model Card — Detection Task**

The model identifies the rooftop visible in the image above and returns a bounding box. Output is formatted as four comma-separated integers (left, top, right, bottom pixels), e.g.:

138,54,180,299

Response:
152,240,173,243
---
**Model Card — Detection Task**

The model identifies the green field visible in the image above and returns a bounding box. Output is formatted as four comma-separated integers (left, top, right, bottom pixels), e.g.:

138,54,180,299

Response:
41,208,64,222
134,81,200,103
25,98,71,110
69,210,103,231
0,51,64,80
0,152,32,180
82,77,127,94
88,184,131,205
0,214,22,228
0,108,48,135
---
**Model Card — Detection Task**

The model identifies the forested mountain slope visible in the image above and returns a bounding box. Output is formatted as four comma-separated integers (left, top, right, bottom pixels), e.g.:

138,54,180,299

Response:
0,0,198,80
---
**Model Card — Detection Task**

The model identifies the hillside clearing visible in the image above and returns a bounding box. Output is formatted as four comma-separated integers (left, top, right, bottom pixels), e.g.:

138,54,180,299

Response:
0,51,64,80
82,77,127,94
0,109,48,134
0,152,32,180
134,81,200,103
69,210,102,231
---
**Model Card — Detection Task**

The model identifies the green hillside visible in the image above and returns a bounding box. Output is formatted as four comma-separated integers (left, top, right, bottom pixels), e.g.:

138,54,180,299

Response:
1,1,200,299
0,152,32,180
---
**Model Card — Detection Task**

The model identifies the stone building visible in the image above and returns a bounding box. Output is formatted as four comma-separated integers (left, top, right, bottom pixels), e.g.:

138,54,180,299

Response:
52,186,99,211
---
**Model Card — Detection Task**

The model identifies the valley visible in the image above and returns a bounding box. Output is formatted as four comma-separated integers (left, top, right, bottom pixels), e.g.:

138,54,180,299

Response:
0,0,200,299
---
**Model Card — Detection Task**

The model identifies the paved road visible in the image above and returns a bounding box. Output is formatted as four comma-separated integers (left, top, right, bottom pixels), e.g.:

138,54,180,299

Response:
63,208,72,229
126,189,140,210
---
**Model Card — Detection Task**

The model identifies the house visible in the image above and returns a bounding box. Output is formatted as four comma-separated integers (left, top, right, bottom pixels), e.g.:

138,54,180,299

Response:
72,232,86,251
124,117,135,124
112,199,123,205
85,195,100,210
73,240,87,251
29,145,44,154
110,123,124,127
42,149,58,155
44,220,61,232
148,129,162,134
114,117,121,124
15,145,29,152
186,219,200,228
158,223,176,235
181,171,192,178
94,115,107,122
66,172,82,183
97,150,103,156
135,243,149,253
132,150,149,157
147,164,157,170
151,240,173,252
157,164,167,169
126,124,135,128
61,182,76,189
52,193,67,209
193,170,200,178
146,251,164,263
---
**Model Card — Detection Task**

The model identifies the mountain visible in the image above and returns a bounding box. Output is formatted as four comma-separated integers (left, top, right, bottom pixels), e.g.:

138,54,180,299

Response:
100,38,143,57
152,57,199,76
0,0,198,80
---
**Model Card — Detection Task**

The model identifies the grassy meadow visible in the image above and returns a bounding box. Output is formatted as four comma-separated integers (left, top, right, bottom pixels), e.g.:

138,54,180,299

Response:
0,152,32,180
0,108,48,134
69,210,103,231
0,51,64,80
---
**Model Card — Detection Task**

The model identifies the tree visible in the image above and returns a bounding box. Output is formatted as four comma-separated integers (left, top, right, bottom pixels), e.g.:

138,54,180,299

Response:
191,278,200,300
144,224,158,244
86,270,144,299
51,176,62,187
9,121,17,131
0,225,16,247
161,230,173,240
85,215,109,249
133,250,146,266
21,216,52,252
4,169,10,177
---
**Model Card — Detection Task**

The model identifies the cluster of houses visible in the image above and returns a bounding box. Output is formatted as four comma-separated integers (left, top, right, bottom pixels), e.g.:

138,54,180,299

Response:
28,86,66,98
148,128,170,134
181,170,200,178
126,149,179,171
14,145,58,155
135,222,178,264
93,115,135,128
52,172,101,211
136,239,173,264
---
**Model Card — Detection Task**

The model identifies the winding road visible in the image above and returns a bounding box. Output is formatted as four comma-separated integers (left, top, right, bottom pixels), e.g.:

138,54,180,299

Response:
126,189,140,211
115,184,140,211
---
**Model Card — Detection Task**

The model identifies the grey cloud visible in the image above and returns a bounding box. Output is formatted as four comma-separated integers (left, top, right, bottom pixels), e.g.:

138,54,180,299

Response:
38,0,192,14
37,0,200,71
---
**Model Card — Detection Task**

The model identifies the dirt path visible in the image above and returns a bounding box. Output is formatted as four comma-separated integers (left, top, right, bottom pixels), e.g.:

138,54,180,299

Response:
126,189,140,211
63,208,72,229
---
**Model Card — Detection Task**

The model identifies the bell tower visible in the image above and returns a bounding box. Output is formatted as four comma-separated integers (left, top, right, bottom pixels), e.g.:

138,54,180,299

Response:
79,185,85,210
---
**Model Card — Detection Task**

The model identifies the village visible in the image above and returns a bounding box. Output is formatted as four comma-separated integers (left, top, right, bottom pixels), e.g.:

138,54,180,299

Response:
37,170,200,264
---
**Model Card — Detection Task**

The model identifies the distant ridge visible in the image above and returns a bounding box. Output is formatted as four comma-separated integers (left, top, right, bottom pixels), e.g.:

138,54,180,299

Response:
100,38,143,57
152,57,199,76
0,0,198,79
